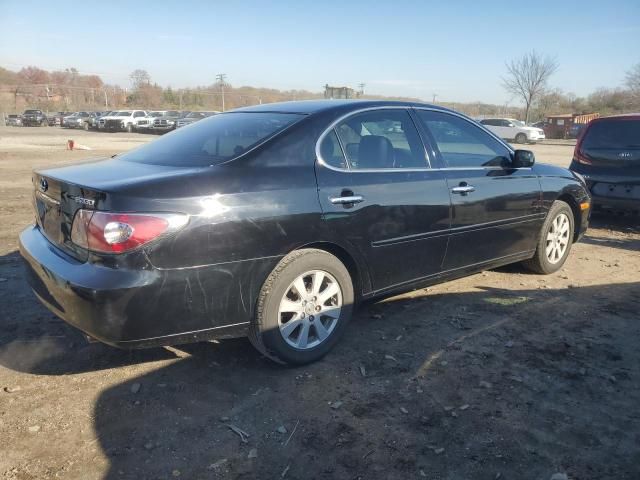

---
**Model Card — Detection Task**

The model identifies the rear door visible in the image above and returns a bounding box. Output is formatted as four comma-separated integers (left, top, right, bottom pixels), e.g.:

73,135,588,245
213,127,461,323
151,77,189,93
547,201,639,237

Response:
315,108,451,293
414,109,543,270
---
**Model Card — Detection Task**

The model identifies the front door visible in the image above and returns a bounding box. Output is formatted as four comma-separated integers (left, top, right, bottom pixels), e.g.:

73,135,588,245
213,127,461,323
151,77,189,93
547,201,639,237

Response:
315,108,451,293
413,109,543,271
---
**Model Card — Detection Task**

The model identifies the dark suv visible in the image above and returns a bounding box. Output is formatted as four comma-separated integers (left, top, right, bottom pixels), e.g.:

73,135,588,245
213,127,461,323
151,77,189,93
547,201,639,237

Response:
570,114,640,213
21,109,48,126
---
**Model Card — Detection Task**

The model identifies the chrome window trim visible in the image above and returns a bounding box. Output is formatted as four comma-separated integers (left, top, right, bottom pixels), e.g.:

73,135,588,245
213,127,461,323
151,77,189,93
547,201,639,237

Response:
315,106,520,173
315,106,433,173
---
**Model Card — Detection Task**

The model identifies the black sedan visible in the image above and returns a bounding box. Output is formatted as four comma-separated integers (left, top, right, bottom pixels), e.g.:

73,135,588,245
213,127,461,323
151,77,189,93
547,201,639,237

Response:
19,100,591,364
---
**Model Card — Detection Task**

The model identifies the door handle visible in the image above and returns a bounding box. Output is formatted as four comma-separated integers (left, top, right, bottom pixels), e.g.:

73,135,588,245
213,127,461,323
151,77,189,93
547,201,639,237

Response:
451,185,475,195
329,195,364,205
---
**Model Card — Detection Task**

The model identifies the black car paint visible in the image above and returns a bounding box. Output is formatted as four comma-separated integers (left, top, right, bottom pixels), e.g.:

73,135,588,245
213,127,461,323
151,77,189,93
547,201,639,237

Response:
570,116,640,212
19,100,590,349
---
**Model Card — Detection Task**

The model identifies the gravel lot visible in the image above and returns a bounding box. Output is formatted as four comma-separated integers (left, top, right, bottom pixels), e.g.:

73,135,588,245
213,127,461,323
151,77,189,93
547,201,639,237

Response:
1,126,639,480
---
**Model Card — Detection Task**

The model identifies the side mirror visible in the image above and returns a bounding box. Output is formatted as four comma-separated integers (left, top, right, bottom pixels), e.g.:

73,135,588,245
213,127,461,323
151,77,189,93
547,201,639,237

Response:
512,150,535,168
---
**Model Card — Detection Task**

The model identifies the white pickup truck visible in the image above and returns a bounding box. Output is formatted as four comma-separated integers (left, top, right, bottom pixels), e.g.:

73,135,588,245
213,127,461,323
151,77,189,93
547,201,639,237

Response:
98,110,148,132
479,118,545,144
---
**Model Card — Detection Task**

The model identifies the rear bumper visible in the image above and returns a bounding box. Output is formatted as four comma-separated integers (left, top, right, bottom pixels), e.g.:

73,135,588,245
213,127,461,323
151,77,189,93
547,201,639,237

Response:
570,163,640,211
18,226,273,348
591,195,639,211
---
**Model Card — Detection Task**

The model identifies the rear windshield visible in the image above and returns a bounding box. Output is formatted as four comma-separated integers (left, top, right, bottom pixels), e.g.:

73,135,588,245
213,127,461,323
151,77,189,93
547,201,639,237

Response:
583,120,640,149
120,112,304,166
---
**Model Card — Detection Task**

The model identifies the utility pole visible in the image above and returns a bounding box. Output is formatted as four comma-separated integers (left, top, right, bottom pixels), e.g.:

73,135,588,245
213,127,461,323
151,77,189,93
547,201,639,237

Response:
432,93,438,103
104,88,108,108
216,73,227,111
358,83,365,97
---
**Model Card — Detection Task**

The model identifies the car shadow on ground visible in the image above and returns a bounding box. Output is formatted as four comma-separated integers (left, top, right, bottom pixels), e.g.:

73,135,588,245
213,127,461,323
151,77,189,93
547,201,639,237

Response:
90,281,640,480
3,246,639,479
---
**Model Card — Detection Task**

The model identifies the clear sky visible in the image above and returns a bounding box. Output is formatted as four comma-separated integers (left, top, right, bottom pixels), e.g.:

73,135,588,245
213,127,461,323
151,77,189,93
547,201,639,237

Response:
0,0,638,105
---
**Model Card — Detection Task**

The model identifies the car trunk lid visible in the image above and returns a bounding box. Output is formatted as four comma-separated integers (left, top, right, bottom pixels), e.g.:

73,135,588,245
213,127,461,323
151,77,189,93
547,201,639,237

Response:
32,173,104,261
32,158,207,261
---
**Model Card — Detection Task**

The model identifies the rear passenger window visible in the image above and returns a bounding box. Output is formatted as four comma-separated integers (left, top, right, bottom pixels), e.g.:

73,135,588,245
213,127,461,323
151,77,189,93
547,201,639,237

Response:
416,110,511,168
334,110,427,169
319,130,348,169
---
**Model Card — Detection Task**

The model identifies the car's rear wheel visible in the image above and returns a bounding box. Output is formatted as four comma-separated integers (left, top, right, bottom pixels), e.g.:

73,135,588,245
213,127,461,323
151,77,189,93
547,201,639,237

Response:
515,133,527,144
249,248,354,365
523,200,574,274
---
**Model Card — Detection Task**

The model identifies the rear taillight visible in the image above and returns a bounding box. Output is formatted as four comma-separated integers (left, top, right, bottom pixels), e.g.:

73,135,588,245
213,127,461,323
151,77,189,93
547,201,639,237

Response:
71,210,188,254
573,122,592,165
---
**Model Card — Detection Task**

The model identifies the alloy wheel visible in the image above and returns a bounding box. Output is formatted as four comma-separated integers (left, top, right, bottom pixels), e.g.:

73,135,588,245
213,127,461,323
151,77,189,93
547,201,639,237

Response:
545,213,570,264
278,270,342,350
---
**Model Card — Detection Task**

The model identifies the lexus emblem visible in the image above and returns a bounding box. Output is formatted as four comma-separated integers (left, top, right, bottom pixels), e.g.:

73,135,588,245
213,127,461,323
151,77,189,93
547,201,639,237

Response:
39,178,48,192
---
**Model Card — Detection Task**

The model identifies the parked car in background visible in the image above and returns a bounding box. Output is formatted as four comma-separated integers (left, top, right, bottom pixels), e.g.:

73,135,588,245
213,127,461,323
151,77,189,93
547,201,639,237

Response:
46,112,64,126
135,111,166,132
89,111,111,130
152,110,188,133
19,100,591,365
99,110,147,132
6,114,22,126
570,114,640,213
479,118,545,144
63,112,93,129
567,122,588,139
176,111,219,128
21,109,48,126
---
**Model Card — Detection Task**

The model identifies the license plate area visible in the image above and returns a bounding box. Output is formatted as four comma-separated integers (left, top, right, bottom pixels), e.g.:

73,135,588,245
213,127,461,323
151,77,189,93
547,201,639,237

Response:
592,183,640,199
35,190,63,244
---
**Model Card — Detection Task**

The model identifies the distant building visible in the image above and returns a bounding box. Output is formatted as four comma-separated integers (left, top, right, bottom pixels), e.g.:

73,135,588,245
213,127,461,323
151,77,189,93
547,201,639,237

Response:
544,113,599,139
324,84,356,99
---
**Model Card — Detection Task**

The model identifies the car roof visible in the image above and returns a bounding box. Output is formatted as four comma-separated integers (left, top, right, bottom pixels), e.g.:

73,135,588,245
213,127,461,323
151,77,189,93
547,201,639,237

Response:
596,113,640,120
231,99,453,115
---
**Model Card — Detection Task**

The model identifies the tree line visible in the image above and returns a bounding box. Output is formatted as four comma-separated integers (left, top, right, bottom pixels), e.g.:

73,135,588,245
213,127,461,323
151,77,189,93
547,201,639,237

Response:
1,60,639,122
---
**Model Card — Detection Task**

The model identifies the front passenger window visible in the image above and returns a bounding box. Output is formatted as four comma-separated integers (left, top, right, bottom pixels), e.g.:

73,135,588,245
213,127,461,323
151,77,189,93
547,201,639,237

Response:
416,111,512,168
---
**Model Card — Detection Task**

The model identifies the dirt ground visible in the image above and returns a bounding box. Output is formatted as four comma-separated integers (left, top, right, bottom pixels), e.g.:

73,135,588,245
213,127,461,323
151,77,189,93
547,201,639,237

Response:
1,126,639,480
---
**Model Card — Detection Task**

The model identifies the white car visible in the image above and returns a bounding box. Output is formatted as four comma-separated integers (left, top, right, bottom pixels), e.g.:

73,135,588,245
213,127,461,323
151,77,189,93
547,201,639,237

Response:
479,118,545,144
98,110,147,132
135,111,167,132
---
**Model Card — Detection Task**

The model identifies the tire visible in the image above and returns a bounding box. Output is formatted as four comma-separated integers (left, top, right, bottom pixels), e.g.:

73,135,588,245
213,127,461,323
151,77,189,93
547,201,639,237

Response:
249,248,354,365
523,200,574,274
515,133,527,144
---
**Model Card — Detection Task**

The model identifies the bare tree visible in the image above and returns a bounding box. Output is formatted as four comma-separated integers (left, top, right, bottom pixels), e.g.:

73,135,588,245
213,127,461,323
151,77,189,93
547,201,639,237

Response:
129,69,151,90
502,51,559,123
626,63,640,103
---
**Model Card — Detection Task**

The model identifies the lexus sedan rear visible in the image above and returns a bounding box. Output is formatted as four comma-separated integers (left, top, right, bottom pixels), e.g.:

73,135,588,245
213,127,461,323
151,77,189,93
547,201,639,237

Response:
20,100,591,365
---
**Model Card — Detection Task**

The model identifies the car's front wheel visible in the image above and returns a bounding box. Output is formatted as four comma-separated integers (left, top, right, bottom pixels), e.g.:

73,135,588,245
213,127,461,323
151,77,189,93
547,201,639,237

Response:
249,249,354,365
523,200,574,274
515,133,527,144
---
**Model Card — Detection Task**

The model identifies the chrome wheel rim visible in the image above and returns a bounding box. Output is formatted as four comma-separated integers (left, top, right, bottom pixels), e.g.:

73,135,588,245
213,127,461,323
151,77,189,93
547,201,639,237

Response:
278,270,342,350
545,213,570,264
